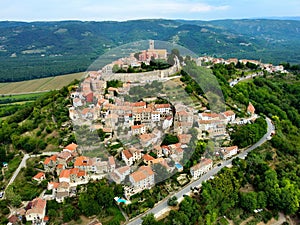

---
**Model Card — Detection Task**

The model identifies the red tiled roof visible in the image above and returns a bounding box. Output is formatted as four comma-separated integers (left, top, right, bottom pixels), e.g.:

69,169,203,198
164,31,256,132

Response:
74,156,92,167
131,124,144,130
130,166,154,182
59,169,71,179
44,155,57,165
108,156,115,166
200,112,220,118
225,146,238,153
247,102,255,114
26,197,46,216
223,110,235,117
131,101,146,107
155,104,170,109
33,172,45,180
191,158,213,170
64,142,78,151
143,154,155,161
122,150,133,159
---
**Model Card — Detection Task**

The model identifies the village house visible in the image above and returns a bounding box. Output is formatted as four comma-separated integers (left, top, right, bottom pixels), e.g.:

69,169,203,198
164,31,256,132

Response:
121,148,142,166
142,154,155,165
129,166,155,190
59,168,88,186
109,165,131,184
222,110,236,123
32,172,46,183
247,102,255,116
74,156,108,174
43,155,57,172
108,156,116,172
222,146,238,160
25,197,47,224
151,111,161,122
131,124,146,135
63,142,78,153
190,158,213,179
154,104,172,118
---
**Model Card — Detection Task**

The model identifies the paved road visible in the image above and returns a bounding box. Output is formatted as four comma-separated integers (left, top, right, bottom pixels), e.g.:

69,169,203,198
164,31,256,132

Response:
126,117,274,225
229,71,263,87
3,151,58,197
6,153,29,189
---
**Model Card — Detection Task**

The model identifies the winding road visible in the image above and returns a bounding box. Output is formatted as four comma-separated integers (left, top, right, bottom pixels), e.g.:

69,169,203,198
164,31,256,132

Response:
126,117,275,225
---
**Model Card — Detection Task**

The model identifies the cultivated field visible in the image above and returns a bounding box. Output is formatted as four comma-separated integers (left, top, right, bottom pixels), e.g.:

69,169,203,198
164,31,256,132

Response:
0,72,85,94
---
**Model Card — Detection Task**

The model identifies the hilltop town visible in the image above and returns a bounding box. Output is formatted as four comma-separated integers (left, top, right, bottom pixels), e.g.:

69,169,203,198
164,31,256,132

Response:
6,41,278,225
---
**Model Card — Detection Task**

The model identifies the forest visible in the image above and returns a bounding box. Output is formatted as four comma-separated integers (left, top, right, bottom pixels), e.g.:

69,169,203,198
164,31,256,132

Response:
1,19,300,81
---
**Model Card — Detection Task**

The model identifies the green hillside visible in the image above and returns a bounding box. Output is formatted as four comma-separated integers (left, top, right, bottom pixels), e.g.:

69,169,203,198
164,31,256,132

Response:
0,19,300,82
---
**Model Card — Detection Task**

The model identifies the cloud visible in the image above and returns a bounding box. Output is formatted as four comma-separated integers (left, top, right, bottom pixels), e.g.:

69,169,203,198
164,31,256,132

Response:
189,4,229,12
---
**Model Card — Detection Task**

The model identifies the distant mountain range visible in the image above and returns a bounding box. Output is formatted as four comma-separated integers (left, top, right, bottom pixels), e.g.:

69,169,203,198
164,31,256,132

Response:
0,19,299,82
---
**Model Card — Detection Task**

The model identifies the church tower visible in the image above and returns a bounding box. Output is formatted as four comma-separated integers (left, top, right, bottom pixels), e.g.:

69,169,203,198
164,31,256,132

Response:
149,40,154,50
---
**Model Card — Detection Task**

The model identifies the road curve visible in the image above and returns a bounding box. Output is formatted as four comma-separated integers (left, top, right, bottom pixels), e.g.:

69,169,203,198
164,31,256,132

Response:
126,117,274,225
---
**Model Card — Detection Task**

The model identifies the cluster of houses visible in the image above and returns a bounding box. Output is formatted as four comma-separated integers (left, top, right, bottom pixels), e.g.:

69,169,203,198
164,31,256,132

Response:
9,45,264,225
197,56,287,73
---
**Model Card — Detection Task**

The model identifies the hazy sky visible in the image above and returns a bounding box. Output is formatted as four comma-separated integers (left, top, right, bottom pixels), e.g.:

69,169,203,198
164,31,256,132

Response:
1,0,300,21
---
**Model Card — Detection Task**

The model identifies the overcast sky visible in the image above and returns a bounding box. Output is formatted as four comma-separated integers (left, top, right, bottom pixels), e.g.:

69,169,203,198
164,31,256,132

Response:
1,0,299,21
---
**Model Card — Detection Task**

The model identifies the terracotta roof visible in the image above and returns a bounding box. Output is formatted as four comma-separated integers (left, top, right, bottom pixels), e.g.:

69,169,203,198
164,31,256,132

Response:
64,142,78,151
200,112,220,118
122,150,133,159
33,172,45,180
74,156,92,167
224,146,238,154
223,110,235,117
57,151,72,160
247,102,255,114
131,102,146,107
116,166,130,175
143,154,155,161
191,158,213,170
59,169,71,179
131,124,145,130
57,164,64,169
44,155,57,165
26,197,46,216
132,107,152,113
130,166,154,183
48,182,59,189
155,104,171,109
77,170,86,177
108,156,115,166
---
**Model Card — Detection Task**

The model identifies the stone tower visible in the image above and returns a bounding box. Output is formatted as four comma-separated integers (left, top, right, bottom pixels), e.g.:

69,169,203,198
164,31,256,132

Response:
149,40,154,50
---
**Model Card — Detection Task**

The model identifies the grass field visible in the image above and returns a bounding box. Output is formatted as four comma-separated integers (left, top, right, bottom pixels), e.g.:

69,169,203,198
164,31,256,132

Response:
0,72,85,94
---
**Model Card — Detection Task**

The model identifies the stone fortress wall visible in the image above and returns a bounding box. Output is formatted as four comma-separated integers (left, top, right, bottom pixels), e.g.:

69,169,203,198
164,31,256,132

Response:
101,58,181,82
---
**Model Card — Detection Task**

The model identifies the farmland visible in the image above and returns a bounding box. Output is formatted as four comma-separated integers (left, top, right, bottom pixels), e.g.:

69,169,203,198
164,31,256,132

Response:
0,72,84,95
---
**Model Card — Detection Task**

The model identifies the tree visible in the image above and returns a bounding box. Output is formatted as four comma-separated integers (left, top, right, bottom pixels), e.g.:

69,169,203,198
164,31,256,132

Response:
240,192,257,212
168,196,178,206
5,186,22,207
142,213,158,225
161,134,179,145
